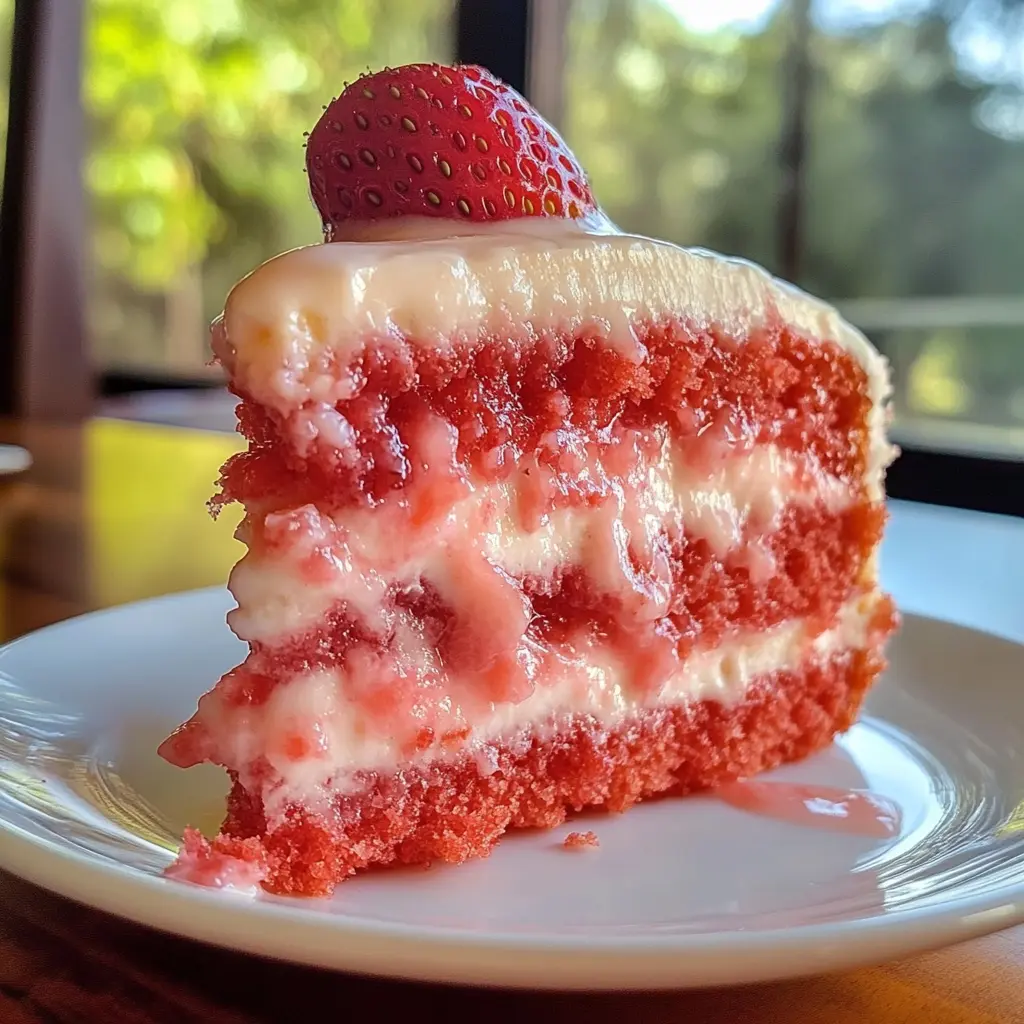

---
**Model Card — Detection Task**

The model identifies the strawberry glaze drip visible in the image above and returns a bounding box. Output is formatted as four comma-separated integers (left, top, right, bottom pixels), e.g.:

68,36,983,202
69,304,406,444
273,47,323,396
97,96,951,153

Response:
716,781,902,839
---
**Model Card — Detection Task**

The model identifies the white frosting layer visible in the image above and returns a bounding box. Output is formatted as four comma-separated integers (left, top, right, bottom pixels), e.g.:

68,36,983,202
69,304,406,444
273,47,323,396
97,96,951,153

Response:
214,218,894,498
219,594,881,817
228,440,850,645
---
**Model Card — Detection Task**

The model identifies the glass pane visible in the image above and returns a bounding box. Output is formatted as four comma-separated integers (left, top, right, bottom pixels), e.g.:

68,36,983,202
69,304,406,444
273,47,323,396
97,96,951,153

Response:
806,0,1024,450
564,0,1024,456
564,0,786,275
85,0,455,378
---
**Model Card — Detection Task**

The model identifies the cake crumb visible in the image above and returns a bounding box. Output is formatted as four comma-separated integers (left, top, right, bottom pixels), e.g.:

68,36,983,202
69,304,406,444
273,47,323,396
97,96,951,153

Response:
563,830,600,849
165,827,268,895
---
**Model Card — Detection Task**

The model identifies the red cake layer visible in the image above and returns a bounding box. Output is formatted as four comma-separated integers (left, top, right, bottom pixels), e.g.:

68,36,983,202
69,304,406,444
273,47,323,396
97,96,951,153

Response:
161,312,889,779
190,628,893,897
183,322,884,734
215,317,872,515
241,499,884,669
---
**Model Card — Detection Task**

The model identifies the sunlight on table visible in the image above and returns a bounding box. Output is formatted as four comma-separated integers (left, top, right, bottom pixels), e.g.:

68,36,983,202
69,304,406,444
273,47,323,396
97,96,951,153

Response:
86,418,244,608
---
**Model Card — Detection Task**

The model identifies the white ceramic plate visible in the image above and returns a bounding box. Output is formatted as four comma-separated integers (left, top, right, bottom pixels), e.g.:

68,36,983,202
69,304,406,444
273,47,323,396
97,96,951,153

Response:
0,587,1021,991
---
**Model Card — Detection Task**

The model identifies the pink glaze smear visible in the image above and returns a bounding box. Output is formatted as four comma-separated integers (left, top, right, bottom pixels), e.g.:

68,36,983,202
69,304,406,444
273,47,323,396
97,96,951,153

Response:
716,781,902,839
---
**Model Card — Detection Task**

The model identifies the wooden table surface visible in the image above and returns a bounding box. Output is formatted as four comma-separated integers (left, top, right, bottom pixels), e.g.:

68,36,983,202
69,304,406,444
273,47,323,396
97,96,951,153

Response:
0,415,1021,1023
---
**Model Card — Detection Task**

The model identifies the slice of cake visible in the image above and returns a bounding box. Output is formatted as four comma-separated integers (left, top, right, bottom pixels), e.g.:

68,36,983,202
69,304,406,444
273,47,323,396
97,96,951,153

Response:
160,62,898,897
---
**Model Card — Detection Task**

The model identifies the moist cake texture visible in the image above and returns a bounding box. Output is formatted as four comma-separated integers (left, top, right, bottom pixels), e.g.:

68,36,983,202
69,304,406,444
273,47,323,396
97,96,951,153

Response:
160,62,897,896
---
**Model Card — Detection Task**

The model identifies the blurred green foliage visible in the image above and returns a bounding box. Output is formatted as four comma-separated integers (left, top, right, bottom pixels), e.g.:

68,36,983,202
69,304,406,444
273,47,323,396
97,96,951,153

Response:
81,0,452,367
568,1,1024,301
85,0,451,287
566,1,1024,428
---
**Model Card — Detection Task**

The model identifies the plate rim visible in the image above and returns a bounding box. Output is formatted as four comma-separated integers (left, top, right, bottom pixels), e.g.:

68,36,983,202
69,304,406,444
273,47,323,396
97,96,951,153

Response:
1,809,1022,990
0,587,1022,989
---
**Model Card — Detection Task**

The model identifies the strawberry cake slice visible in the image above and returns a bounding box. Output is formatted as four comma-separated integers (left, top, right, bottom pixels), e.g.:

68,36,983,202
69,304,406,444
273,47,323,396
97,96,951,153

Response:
159,62,898,897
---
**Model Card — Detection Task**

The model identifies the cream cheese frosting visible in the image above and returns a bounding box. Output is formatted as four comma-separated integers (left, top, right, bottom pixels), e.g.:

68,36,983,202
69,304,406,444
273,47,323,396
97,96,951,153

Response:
228,441,851,646
213,217,894,499
204,594,884,819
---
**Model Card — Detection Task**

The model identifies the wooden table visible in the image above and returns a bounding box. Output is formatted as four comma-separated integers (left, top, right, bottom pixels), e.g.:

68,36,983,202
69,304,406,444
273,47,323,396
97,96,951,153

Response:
0,416,1021,1023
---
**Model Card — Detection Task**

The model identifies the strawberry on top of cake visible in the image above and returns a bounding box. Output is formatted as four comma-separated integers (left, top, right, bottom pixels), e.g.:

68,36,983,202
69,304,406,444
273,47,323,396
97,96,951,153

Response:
160,62,898,897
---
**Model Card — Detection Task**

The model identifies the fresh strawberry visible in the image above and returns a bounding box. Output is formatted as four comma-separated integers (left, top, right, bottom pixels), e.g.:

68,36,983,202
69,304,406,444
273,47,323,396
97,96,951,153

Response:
305,62,598,236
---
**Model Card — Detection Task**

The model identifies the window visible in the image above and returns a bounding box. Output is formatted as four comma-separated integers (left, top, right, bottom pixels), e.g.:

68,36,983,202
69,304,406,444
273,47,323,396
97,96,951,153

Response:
807,0,1024,458
3,0,1021,512
84,0,455,379
562,0,1024,463
564,1,784,274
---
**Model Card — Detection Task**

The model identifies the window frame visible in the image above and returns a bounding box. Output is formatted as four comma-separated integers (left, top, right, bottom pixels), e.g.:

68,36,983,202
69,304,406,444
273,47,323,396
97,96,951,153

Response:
0,0,90,420
0,0,1020,516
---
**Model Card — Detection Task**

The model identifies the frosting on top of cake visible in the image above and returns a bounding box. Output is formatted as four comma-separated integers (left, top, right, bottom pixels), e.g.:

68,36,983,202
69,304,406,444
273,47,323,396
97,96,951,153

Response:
218,218,885,392
213,216,894,498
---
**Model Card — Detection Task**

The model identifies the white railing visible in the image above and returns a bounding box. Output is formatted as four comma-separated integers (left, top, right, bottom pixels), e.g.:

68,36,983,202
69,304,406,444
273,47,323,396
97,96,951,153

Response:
832,295,1024,460
834,296,1024,331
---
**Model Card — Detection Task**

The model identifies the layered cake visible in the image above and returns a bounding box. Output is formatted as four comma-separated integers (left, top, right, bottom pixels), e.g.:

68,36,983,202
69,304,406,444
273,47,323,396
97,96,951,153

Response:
160,62,898,896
